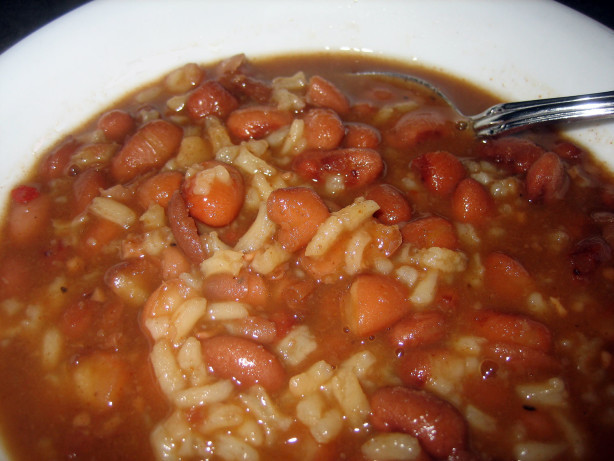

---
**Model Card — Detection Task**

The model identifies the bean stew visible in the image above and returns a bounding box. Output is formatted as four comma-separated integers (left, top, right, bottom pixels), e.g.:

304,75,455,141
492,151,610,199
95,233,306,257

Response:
0,53,613,460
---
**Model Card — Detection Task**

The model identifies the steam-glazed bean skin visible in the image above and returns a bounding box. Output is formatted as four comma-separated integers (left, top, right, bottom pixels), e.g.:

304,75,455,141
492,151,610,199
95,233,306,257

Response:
97,109,136,143
292,147,384,188
38,138,80,180
266,187,330,251
200,335,286,391
186,80,239,119
104,258,161,307
569,235,612,278
397,348,449,388
136,171,183,209
386,110,453,148
483,251,534,301
526,151,569,203
469,310,552,352
370,386,468,459
306,75,350,115
412,150,466,197
401,215,458,249
160,246,191,280
343,122,381,149
225,316,278,344
7,193,51,245
202,271,269,306
72,168,107,215
364,184,412,225
111,120,183,183
344,274,410,337
451,177,494,224
303,108,345,150
477,136,544,174
167,191,205,264
227,106,292,140
388,311,447,348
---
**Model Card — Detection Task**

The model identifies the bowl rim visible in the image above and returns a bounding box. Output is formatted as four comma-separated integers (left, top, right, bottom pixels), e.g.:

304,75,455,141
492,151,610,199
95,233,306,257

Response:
0,0,613,458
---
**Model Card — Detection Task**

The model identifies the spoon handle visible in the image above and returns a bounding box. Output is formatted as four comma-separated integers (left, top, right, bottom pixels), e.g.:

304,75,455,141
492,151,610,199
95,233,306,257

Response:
472,91,614,137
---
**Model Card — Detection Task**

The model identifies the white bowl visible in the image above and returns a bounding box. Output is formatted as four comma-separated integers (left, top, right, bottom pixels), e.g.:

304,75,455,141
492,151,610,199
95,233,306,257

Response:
0,0,613,458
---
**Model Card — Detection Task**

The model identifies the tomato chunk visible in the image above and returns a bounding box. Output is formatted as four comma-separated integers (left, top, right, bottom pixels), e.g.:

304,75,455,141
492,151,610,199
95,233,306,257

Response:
11,185,40,204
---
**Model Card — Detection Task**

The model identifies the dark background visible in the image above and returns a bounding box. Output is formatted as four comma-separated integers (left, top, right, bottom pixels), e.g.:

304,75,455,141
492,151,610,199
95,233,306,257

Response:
1,1,613,55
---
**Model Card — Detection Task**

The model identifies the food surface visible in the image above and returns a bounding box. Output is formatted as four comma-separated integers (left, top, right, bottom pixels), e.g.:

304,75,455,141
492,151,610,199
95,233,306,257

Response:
0,53,613,460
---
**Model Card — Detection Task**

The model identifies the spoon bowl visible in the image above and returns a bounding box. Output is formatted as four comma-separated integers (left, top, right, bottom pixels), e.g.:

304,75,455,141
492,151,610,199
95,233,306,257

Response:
356,71,614,137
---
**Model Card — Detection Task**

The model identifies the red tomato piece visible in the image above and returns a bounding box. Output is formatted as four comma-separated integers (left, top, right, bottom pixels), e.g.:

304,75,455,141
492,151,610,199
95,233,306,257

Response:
11,185,40,204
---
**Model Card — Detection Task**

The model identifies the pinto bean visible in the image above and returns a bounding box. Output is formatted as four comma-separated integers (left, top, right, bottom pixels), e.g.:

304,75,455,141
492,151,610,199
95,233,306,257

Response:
142,278,194,320
97,109,136,143
226,106,292,140
483,343,561,376
160,246,191,280
110,120,183,183
343,274,410,337
368,220,403,257
401,215,458,249
476,136,544,174
412,150,466,197
104,258,161,307
397,348,449,388
370,386,468,459
552,140,584,162
225,316,277,344
38,138,80,180
136,170,183,209
292,148,384,188
218,72,273,104
306,75,350,115
388,311,446,348
73,168,107,215
167,191,205,264
451,177,494,224
200,335,286,391
303,108,345,150
526,151,569,203
266,187,330,252
470,310,552,352
186,80,239,120
202,270,269,306
79,217,122,258
570,235,612,278
182,161,244,227
483,251,534,301
8,193,51,246
386,110,451,149
165,62,205,94
343,122,381,149
365,184,412,225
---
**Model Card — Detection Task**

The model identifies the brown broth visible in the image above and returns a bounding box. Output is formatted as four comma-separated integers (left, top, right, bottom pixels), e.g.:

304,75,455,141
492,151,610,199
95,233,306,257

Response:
0,52,613,460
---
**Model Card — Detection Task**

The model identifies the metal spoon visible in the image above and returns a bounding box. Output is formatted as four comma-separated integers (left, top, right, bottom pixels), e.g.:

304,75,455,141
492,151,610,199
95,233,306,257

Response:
354,72,614,137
